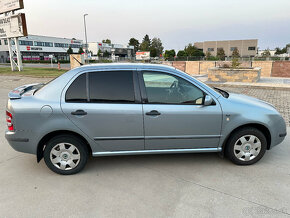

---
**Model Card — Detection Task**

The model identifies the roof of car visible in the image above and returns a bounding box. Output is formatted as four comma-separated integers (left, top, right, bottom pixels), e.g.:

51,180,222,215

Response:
72,63,177,72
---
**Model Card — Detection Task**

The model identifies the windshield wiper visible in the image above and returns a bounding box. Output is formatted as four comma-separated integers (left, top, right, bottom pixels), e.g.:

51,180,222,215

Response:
214,87,229,98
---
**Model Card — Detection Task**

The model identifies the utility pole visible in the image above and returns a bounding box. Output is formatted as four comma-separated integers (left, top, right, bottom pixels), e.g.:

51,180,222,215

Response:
83,14,88,63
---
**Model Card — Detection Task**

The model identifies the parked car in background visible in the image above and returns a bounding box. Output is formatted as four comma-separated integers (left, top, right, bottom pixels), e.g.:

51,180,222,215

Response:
5,64,287,175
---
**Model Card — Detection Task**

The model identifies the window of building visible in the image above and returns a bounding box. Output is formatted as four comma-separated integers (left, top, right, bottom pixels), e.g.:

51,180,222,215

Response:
34,41,54,47
55,43,69,48
208,48,214,52
248,47,256,51
0,40,1,45
230,47,237,51
89,71,135,103
19,40,33,46
65,73,87,102
70,44,81,48
4,39,8,45
142,71,204,105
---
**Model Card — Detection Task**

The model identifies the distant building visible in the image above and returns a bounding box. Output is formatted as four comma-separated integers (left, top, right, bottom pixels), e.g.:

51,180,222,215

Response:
257,50,276,57
194,39,258,57
0,35,83,63
88,42,134,58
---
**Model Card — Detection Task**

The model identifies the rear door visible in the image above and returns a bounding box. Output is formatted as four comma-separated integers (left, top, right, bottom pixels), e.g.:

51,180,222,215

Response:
61,69,144,152
139,70,222,150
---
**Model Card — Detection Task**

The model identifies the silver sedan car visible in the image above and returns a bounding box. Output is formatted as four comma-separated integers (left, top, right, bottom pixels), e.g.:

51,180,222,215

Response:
5,64,287,175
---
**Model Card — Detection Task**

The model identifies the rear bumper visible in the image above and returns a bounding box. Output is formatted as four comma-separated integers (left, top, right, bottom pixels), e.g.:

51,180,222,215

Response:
5,131,36,154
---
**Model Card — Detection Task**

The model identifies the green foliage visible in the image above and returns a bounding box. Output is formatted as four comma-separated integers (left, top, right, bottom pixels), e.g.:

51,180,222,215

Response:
164,49,176,59
262,49,271,58
128,38,140,52
102,39,111,44
150,37,164,57
184,44,204,57
217,48,226,60
140,34,151,51
205,51,211,60
177,50,186,57
97,49,102,57
103,50,110,58
232,48,240,58
0,67,66,77
232,58,241,68
67,46,73,54
78,47,84,54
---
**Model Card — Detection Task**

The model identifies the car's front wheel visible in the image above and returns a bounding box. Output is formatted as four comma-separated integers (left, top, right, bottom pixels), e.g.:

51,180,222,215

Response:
43,135,89,175
226,127,267,165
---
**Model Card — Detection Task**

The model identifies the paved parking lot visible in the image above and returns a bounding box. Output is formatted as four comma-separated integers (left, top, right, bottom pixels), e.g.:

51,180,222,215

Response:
0,76,290,218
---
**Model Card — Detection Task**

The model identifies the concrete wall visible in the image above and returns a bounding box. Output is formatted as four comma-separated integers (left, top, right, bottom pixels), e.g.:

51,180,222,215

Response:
185,61,199,75
208,68,261,83
163,61,290,78
199,61,216,74
172,61,186,72
252,61,272,77
272,61,290,77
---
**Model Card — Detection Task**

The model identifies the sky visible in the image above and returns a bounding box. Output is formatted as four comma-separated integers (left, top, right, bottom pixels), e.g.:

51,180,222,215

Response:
23,0,290,51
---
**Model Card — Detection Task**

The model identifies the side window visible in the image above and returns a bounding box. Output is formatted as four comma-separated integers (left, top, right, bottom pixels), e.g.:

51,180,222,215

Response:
89,71,135,103
65,73,87,102
143,72,204,105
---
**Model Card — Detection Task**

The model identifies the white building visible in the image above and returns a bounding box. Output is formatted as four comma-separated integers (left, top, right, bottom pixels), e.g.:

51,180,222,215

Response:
88,42,134,58
0,35,83,63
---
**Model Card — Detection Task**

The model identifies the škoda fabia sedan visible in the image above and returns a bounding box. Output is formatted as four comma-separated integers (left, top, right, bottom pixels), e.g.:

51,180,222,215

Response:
5,64,286,174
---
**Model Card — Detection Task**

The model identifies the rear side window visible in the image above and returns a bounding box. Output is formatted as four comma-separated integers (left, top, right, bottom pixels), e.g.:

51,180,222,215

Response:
65,73,87,102
89,71,135,103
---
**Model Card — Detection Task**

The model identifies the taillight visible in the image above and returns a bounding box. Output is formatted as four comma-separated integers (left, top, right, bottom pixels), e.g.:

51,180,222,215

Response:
6,111,14,131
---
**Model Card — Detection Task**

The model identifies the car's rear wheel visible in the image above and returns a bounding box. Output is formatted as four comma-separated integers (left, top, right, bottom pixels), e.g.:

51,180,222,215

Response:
43,135,88,175
226,127,267,165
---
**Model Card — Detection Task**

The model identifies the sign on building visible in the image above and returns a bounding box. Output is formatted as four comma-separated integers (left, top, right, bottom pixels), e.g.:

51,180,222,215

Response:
0,0,24,14
136,51,150,60
0,13,27,39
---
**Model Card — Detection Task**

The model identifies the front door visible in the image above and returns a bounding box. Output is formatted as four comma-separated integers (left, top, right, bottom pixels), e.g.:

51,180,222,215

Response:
61,70,144,152
140,71,222,150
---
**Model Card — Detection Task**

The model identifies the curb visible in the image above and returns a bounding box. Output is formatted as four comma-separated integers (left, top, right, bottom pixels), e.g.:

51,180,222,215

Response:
205,82,290,91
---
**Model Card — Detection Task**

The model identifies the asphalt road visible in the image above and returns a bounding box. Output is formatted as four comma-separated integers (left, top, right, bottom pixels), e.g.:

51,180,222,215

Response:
0,76,290,218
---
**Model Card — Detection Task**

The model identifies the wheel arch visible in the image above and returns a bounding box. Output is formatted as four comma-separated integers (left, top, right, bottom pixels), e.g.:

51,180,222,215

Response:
221,123,271,155
37,130,92,162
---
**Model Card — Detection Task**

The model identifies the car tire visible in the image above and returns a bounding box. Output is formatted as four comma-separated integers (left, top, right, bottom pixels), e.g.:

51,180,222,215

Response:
226,127,267,165
43,135,89,175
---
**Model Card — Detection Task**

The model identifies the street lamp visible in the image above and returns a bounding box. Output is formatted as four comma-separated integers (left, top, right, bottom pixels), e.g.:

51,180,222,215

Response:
83,14,89,57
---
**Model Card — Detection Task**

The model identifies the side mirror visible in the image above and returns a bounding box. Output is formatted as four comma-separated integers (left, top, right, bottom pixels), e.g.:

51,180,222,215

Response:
204,95,213,106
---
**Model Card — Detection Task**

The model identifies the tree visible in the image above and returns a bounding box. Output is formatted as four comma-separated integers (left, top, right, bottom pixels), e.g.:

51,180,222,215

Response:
102,39,111,44
275,45,287,55
128,38,140,52
78,47,84,54
164,49,176,59
103,50,110,58
262,49,271,58
67,46,73,54
177,50,186,57
140,34,151,51
97,49,102,57
150,37,164,57
184,44,204,57
232,48,240,58
205,51,212,60
217,48,226,60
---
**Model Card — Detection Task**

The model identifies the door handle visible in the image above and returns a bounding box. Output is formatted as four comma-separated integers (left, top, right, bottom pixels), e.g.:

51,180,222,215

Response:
71,110,87,116
146,110,161,116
